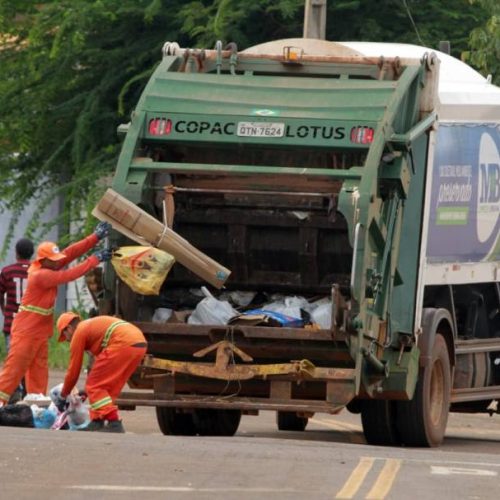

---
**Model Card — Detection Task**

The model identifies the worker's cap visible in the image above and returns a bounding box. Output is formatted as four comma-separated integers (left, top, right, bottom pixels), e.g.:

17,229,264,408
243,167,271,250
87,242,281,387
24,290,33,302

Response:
57,312,81,342
35,242,67,262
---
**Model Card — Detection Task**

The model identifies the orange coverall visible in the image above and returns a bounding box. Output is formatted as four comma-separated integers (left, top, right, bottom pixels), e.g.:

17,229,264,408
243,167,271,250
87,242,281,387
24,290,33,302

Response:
0,234,99,402
61,316,147,421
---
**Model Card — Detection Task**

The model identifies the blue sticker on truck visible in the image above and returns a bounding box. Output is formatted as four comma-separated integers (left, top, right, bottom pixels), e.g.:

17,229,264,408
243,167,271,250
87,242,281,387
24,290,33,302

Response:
427,123,500,263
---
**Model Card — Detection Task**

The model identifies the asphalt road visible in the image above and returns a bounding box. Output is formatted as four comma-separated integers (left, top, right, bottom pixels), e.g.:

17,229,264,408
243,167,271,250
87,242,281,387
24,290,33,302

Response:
0,372,499,499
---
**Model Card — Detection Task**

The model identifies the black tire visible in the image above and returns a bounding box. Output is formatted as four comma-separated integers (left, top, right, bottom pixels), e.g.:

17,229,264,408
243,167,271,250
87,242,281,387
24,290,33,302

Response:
396,334,451,447
346,399,363,414
193,409,241,436
360,400,400,446
276,411,308,431
156,407,197,436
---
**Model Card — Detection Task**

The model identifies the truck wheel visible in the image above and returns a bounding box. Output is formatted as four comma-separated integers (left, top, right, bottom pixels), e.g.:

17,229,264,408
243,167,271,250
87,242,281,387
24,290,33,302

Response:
156,407,197,436
276,411,308,431
360,400,400,446
193,409,241,436
396,333,451,447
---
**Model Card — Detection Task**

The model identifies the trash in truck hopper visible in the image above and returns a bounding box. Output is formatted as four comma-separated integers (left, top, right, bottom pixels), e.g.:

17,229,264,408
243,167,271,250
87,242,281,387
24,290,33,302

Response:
163,288,333,328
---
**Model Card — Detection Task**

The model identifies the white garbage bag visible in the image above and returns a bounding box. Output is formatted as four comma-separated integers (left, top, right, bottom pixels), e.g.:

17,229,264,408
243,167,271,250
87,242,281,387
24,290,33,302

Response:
152,307,173,323
188,287,238,325
311,301,332,329
49,383,90,430
66,393,90,430
262,295,309,319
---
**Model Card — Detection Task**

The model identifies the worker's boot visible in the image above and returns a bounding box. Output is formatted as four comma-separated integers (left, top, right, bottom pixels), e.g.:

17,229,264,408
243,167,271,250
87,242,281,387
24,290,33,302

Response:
8,389,23,405
100,419,125,433
79,419,105,431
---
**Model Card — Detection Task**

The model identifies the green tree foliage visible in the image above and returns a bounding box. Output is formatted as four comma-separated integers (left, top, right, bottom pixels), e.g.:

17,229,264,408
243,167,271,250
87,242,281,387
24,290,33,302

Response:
0,0,305,249
328,0,488,59
0,0,493,250
0,1,184,247
465,0,500,84
178,0,303,48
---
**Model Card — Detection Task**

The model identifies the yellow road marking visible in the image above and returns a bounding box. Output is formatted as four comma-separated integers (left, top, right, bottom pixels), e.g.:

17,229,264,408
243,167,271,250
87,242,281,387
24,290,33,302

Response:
366,458,401,499
335,458,402,499
335,457,374,499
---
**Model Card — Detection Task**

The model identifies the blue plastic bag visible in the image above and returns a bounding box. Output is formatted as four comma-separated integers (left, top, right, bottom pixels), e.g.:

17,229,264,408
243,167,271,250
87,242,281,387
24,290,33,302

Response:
32,406,57,429
243,309,304,328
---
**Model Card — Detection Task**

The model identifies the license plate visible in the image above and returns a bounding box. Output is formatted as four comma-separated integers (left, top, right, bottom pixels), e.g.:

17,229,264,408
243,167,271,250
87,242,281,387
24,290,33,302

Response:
237,122,285,138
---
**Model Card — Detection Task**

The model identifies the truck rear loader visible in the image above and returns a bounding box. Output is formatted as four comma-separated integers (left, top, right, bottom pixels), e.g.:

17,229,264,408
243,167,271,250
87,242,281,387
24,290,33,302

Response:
102,38,500,447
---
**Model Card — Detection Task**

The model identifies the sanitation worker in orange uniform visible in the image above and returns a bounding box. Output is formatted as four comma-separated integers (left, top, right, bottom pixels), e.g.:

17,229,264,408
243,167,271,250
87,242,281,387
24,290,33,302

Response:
0,222,111,405
55,313,147,433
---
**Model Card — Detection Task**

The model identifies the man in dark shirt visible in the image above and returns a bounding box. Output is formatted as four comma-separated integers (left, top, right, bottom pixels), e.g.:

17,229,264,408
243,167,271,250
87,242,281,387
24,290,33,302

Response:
0,238,35,352
0,238,34,403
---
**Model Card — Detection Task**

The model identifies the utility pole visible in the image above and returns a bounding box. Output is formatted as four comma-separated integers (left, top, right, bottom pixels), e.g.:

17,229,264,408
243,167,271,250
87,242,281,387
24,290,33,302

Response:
303,0,327,40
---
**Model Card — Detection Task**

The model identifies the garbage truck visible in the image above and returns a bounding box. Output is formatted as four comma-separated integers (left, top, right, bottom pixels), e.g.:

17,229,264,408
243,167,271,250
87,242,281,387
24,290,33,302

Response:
102,38,500,446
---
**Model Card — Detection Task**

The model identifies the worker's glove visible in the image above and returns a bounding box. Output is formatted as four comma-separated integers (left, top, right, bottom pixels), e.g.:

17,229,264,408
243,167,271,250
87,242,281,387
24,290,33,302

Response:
54,395,67,413
94,249,113,262
94,221,112,240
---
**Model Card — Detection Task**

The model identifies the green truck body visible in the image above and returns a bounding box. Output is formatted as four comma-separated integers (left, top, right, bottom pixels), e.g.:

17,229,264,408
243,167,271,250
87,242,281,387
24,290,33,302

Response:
106,39,500,446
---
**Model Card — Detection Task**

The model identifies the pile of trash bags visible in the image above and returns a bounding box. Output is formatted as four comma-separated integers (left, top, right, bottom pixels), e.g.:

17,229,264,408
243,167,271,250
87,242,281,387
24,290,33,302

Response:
153,287,337,329
0,384,90,430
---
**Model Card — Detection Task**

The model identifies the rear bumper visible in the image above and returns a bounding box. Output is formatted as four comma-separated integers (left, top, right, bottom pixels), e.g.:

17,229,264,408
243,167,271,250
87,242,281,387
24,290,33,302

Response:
120,322,360,414
118,353,356,414
117,391,348,415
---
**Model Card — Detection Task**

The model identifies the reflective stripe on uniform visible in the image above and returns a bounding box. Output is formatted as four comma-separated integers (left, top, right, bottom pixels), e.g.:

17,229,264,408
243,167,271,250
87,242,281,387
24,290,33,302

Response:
90,396,113,410
0,390,11,401
18,304,54,316
101,320,128,349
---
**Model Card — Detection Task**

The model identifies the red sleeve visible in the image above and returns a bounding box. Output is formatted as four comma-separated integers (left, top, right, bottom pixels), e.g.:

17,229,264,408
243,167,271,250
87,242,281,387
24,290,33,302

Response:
62,327,87,397
0,270,5,312
0,269,6,295
61,234,99,264
35,256,100,288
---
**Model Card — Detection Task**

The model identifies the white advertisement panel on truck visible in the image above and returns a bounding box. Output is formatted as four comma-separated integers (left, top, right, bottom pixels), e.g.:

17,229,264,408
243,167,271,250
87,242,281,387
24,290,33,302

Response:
425,123,500,285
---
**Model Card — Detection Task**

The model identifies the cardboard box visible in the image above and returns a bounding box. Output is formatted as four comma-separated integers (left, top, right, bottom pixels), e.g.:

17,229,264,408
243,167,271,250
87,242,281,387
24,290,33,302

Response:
92,189,231,288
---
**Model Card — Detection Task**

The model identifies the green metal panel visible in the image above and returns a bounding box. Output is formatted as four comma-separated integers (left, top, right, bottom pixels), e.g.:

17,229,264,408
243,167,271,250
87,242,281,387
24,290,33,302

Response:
379,345,420,399
389,133,429,335
131,159,363,179
338,65,422,310
143,72,395,121
113,111,147,204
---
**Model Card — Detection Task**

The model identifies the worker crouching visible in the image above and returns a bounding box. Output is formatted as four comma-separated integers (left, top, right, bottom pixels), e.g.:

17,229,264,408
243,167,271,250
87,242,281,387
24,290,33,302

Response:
55,313,147,433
